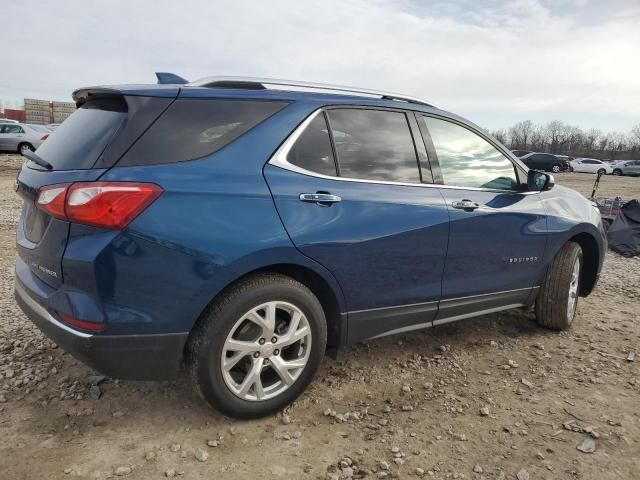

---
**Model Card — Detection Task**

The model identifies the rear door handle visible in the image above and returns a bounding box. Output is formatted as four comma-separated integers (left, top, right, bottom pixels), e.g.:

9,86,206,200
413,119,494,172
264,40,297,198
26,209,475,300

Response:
299,193,342,206
451,199,480,211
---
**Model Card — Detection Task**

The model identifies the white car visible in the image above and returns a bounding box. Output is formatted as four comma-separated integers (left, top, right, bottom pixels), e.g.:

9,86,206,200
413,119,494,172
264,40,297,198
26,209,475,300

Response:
570,158,613,175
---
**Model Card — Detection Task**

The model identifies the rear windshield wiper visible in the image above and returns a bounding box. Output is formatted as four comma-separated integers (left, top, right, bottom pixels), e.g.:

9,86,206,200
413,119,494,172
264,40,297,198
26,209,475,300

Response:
23,150,53,170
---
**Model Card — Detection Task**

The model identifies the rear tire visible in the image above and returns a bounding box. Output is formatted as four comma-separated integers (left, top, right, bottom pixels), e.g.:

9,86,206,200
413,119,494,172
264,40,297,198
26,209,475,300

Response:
187,273,327,419
18,143,34,155
535,242,582,330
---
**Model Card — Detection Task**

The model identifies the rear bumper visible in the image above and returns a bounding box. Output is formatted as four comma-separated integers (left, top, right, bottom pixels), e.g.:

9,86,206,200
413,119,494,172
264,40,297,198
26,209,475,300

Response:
15,280,188,380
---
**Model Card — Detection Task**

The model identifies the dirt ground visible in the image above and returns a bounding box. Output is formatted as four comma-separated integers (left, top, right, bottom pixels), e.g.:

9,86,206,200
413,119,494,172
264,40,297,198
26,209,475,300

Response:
0,155,638,480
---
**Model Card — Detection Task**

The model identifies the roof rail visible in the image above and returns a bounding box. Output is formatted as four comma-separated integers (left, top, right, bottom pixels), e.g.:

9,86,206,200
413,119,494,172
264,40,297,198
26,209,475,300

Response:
187,76,436,108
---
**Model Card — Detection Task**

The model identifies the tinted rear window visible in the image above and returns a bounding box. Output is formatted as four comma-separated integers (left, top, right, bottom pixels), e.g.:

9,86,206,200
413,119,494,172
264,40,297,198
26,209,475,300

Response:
34,96,126,170
119,99,288,166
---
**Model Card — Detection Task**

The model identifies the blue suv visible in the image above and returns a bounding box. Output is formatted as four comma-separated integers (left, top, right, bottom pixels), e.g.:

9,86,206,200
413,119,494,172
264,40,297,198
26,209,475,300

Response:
15,75,606,418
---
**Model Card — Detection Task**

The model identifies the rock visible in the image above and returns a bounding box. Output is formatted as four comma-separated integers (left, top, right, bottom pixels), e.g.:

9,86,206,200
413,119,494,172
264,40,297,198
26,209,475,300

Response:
416,467,425,476
379,460,390,471
378,418,388,426
627,351,635,362
577,437,596,453
195,448,209,462
270,465,286,476
402,384,411,393
0,394,6,403
516,469,529,480
473,465,483,473
89,385,101,400
393,458,405,466
170,443,181,452
87,375,107,386
293,430,302,439
144,451,156,461
281,414,291,425
165,469,176,477
508,359,519,368
207,440,219,447
391,446,400,453
521,378,534,388
115,466,132,476
341,466,354,478
536,451,545,460
63,468,73,474
480,406,490,416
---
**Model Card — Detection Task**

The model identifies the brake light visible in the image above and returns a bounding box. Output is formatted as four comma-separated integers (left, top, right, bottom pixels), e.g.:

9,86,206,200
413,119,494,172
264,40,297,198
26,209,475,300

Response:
35,182,162,229
57,312,104,331
41,134,49,141
36,184,68,220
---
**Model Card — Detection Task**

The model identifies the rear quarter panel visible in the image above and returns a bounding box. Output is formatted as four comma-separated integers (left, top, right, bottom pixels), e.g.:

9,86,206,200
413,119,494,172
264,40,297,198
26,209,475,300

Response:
84,101,346,335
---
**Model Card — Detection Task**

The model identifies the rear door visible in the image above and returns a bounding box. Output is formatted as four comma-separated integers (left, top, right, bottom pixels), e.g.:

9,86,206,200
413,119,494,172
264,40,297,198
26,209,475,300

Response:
265,107,449,342
416,115,548,323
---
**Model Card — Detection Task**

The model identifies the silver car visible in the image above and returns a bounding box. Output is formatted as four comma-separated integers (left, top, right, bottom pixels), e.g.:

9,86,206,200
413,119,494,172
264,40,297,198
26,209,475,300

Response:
612,160,640,177
0,122,47,155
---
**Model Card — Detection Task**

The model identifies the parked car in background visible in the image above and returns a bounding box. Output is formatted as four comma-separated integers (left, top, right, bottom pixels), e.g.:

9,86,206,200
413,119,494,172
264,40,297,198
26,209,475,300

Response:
612,160,640,176
570,158,613,175
14,75,606,418
511,149,531,157
0,122,49,154
520,152,571,173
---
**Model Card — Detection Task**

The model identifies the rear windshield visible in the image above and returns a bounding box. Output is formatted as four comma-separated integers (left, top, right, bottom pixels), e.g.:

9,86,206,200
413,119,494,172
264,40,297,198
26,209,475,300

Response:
34,96,127,170
118,98,288,166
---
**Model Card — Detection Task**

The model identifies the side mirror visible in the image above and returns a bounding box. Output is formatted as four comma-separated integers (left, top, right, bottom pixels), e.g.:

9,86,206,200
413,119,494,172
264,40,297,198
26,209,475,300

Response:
527,170,554,191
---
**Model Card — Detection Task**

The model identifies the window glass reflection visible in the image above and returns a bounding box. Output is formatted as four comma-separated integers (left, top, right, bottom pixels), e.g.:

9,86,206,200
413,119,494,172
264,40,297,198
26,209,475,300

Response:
422,117,517,190
328,109,421,183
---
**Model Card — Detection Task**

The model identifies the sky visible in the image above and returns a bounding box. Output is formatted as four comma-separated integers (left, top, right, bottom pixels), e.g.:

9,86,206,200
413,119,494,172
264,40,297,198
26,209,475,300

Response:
1,0,639,132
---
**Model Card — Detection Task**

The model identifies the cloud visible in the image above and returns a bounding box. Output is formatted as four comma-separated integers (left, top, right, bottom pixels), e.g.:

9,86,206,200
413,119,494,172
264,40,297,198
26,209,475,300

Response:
1,0,638,131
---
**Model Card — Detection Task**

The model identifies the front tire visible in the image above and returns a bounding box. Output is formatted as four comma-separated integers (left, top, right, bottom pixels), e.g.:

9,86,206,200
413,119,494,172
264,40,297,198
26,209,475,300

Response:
551,164,561,173
535,242,582,330
612,169,622,176
188,273,327,419
597,168,606,175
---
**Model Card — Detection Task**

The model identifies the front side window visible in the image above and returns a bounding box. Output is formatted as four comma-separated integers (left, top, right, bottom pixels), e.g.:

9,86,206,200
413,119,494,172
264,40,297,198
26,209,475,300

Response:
326,109,421,183
420,116,518,190
287,113,337,176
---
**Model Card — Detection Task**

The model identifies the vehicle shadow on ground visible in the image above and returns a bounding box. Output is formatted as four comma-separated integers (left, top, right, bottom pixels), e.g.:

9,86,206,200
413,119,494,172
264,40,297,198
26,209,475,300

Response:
45,307,555,430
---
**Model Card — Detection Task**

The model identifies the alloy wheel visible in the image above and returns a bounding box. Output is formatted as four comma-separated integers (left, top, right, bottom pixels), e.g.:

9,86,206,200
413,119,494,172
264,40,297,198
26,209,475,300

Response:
220,301,312,401
566,257,580,322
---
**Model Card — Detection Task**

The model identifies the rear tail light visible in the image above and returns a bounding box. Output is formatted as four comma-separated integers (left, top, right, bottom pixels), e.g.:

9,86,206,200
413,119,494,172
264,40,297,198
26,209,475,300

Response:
36,182,162,229
41,134,49,141
57,312,104,331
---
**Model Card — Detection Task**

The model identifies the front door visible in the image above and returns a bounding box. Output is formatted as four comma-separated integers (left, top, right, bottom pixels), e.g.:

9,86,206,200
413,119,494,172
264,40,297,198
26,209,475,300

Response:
417,115,548,323
265,108,450,342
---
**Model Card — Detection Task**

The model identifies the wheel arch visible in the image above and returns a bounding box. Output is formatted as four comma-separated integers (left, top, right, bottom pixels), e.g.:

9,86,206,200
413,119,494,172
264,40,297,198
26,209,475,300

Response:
186,261,347,356
569,232,600,296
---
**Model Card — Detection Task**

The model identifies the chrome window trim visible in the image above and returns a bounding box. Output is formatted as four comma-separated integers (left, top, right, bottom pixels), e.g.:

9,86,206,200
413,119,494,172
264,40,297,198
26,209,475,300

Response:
267,108,539,195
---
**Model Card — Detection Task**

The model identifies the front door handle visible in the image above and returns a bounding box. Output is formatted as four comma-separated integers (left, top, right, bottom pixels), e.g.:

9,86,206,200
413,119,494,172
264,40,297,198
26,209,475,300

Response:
451,199,480,211
299,193,342,206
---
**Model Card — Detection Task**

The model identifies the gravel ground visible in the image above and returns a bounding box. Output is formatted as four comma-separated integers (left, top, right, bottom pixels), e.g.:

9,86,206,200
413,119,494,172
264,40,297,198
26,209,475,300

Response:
0,155,639,479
